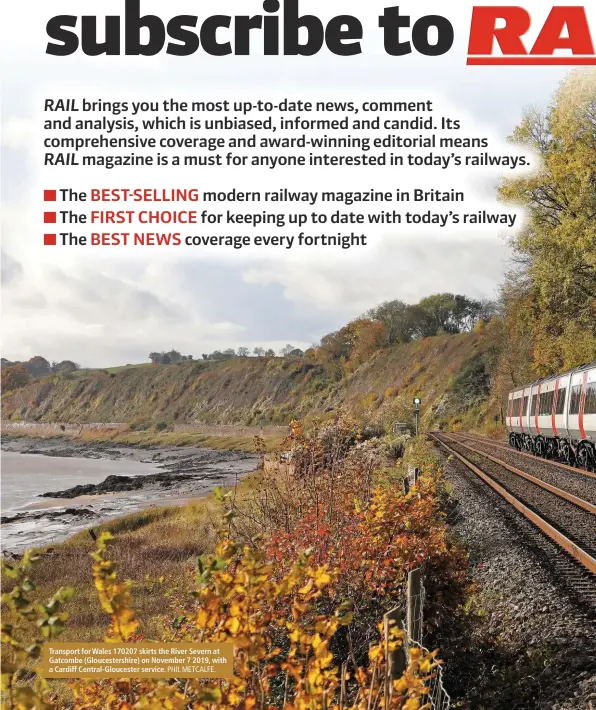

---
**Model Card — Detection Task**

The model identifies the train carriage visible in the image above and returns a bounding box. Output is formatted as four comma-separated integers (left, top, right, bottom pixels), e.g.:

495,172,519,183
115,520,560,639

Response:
506,361,596,470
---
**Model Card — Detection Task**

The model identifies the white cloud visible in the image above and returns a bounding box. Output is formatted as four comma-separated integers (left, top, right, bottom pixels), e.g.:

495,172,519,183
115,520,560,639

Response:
243,235,509,314
0,0,577,365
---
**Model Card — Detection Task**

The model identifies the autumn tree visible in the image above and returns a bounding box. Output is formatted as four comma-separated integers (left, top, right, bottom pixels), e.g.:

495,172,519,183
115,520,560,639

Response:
366,294,487,343
24,356,51,377
499,69,596,374
319,329,351,361
345,319,387,367
317,319,386,371
51,360,79,373
365,299,421,344
281,344,303,357
1,364,29,391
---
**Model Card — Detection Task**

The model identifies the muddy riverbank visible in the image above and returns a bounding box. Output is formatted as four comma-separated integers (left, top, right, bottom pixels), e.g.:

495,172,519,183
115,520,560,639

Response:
1,436,258,551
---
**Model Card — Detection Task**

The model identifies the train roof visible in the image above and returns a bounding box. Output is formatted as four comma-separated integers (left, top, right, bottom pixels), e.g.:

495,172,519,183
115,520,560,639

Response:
508,360,596,395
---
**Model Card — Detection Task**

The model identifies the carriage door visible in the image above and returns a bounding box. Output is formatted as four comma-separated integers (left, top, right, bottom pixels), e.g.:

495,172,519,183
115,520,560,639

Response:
567,371,587,442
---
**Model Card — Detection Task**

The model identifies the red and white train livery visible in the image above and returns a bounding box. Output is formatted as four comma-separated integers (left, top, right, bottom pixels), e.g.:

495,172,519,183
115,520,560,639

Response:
506,361,596,470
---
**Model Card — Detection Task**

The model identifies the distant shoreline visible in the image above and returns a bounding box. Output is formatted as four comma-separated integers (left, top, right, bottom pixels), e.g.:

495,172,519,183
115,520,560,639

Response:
1,422,285,454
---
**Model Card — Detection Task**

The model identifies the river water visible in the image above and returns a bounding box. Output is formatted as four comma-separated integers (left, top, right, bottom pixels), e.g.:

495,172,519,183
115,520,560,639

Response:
1,441,256,552
1,451,160,551
1,451,157,513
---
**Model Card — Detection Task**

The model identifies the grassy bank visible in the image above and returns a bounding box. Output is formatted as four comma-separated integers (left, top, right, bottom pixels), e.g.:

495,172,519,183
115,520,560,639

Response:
0,428,281,641
2,467,265,642
78,427,285,452
5,427,285,453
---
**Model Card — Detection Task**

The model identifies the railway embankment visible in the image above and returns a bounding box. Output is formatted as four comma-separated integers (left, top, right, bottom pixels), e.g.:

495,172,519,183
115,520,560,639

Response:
431,434,596,710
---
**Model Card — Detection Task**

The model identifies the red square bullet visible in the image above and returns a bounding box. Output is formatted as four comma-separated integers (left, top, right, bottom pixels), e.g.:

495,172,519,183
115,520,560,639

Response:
44,234,57,246
44,212,56,224
44,190,56,201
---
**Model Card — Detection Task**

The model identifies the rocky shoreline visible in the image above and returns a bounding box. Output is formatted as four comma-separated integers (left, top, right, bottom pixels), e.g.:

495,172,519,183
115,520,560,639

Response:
1,435,258,550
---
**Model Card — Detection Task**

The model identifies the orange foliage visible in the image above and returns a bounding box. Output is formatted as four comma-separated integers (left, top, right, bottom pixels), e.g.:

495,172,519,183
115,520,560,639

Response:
1,364,29,392
1,420,464,710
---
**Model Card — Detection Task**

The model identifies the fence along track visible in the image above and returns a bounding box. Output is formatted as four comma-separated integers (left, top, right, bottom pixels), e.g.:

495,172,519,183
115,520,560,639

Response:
384,567,451,710
439,434,596,514
413,574,451,710
450,432,596,481
430,433,596,575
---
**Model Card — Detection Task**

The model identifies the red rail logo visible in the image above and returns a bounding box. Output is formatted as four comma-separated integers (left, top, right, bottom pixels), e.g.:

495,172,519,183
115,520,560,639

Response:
468,6,596,65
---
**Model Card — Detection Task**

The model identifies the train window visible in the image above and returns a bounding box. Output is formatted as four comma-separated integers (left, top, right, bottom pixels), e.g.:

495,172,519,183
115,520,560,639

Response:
569,384,583,415
539,390,554,416
531,394,538,415
555,387,566,415
522,395,529,415
584,383,596,415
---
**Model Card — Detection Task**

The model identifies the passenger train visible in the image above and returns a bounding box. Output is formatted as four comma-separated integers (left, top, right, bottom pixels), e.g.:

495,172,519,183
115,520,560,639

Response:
506,361,596,471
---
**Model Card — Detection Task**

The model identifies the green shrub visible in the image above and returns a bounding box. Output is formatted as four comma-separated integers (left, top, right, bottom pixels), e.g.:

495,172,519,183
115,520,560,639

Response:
450,354,490,408
383,434,410,460
129,418,151,431
361,423,386,440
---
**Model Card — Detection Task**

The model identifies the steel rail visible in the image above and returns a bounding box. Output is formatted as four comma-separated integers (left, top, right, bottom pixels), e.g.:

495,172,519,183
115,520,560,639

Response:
450,432,596,481
430,433,596,575
440,433,596,515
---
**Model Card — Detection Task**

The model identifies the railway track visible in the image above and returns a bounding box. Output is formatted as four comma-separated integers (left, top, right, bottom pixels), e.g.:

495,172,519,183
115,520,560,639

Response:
430,432,596,598
448,431,596,481
445,432,596,507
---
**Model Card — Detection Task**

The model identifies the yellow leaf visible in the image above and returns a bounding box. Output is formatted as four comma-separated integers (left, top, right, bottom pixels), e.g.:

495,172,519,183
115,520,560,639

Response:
298,579,314,595
196,609,209,628
225,617,241,634
230,600,244,617
314,568,332,589
408,647,422,661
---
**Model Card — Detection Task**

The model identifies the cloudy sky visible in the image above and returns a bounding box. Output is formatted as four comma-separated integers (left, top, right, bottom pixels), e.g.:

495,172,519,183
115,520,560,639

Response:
0,0,578,366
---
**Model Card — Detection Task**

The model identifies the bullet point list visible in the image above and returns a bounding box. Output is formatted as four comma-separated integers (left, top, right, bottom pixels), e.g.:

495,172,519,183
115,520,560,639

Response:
44,189,57,201
44,212,57,224
44,233,57,246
